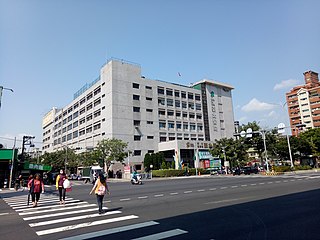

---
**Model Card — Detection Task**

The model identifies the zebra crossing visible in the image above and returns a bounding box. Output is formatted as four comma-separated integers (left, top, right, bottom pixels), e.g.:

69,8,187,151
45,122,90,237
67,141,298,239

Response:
2,193,188,239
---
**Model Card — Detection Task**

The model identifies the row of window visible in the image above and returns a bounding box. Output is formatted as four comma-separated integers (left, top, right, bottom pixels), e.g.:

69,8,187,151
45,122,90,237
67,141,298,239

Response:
159,121,203,131
158,110,202,120
158,98,202,110
54,123,102,145
132,83,201,101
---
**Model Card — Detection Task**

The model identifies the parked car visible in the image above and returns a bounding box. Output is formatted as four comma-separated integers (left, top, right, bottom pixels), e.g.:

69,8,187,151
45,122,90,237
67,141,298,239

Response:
242,166,259,175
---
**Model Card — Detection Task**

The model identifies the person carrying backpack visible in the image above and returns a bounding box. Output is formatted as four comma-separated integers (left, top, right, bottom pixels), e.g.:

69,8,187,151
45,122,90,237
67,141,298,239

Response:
89,172,110,214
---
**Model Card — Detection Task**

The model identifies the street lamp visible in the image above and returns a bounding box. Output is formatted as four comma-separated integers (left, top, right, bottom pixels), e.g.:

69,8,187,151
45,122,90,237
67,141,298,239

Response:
0,86,14,109
239,128,270,172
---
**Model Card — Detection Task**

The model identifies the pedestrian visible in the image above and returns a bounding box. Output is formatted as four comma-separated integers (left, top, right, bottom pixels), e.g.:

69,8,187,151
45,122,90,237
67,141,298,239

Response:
56,169,68,205
89,172,110,214
27,173,44,207
14,174,23,191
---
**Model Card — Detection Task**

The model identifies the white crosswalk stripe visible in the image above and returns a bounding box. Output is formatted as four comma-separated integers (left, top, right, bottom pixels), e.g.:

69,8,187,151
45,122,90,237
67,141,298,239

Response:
2,192,189,239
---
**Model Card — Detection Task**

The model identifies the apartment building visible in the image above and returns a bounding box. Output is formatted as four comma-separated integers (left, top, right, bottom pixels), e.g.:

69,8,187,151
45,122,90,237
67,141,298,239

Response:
42,59,235,170
286,70,320,136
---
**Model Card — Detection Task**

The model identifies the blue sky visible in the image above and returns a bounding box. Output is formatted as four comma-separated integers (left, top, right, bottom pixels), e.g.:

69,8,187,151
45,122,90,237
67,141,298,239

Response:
0,0,319,149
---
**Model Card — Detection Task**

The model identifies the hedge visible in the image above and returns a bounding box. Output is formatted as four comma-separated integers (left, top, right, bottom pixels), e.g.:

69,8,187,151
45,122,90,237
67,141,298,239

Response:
151,168,209,177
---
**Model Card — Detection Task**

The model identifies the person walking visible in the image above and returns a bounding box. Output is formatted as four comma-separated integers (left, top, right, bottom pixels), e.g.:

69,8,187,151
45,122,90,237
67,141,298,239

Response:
27,173,44,207
89,173,110,214
56,169,67,205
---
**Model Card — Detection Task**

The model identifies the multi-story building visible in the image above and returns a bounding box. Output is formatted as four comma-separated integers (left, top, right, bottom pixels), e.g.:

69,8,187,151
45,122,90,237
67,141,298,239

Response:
42,59,235,171
286,70,320,136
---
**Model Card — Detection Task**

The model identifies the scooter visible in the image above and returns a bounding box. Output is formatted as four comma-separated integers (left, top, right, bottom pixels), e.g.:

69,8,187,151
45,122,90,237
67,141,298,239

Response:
131,174,142,185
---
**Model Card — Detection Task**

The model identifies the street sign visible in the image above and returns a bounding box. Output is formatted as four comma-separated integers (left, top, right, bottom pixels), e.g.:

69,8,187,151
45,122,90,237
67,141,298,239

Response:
278,123,286,134
240,130,246,137
246,128,253,138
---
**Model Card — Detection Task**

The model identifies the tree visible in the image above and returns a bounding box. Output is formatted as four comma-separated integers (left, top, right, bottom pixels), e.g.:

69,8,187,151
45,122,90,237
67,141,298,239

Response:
95,138,128,171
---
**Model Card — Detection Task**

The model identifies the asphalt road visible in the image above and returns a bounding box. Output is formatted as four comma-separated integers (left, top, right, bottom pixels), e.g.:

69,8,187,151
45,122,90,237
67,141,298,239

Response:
1,172,320,240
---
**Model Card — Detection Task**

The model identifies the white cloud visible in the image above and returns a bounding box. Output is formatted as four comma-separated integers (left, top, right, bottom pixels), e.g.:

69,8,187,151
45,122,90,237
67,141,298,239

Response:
267,110,277,117
241,98,276,112
273,79,300,91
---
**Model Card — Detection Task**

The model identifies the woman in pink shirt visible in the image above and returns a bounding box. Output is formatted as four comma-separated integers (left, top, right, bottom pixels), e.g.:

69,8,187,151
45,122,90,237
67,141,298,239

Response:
28,173,44,207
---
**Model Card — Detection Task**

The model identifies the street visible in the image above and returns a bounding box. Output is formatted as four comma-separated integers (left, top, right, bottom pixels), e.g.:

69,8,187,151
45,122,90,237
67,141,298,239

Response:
1,172,320,240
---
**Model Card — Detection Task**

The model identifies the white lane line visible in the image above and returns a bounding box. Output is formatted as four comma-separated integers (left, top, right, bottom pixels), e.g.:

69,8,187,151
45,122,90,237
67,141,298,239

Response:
154,194,164,197
120,198,131,201
241,185,247,187
23,207,108,221
131,229,188,240
297,178,303,181
197,189,205,192
16,201,86,211
259,183,265,185
0,213,9,216
290,180,295,182
8,198,73,207
283,180,288,182
36,215,139,236
268,182,273,184
19,204,96,215
220,187,228,189
275,181,281,183
209,188,217,191
205,198,242,205
59,221,159,240
231,186,238,188
184,191,192,194
138,196,148,199
29,210,122,227
170,192,178,195
250,184,257,186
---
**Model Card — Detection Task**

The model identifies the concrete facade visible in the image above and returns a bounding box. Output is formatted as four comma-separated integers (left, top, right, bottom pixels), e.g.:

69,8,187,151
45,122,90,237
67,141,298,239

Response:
42,59,235,169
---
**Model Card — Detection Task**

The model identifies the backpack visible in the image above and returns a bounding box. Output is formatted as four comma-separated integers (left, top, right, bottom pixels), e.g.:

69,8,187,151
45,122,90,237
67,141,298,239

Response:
97,181,106,195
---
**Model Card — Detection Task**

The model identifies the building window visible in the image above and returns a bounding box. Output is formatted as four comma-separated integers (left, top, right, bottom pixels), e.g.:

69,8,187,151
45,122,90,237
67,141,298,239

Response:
94,110,101,118
133,95,140,100
159,121,166,129
167,99,173,107
134,120,141,126
158,98,165,106
133,107,140,112
158,87,165,95
175,100,180,108
94,123,101,130
94,86,101,95
175,91,180,97
147,121,153,124
188,102,194,110
168,122,175,129
160,137,167,142
195,94,201,101
79,129,85,136
80,108,85,115
146,109,153,112
158,109,166,117
196,104,201,111
73,121,78,128
134,150,141,156
67,124,72,131
147,136,154,139
94,98,101,107
86,126,92,133
87,103,93,111
176,111,181,118
86,114,93,121
166,89,173,96
146,97,152,101
133,83,140,89
87,93,93,101
182,102,187,109
146,86,152,90
134,135,141,141
79,118,85,125
181,92,186,99
148,150,154,153
176,122,182,130
67,133,72,141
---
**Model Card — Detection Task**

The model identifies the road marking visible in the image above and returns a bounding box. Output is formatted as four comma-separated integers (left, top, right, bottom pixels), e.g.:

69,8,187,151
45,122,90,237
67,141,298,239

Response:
283,180,288,182
290,180,295,182
197,189,205,192
23,207,108,221
19,204,96,215
16,201,86,211
36,215,139,236
275,181,281,183
59,221,159,240
268,182,273,184
120,198,131,201
131,229,188,240
29,210,122,227
220,187,227,189
250,183,257,186
154,194,164,197
138,196,148,199
209,188,217,191
0,213,9,216
170,192,178,195
259,183,265,185
184,191,192,194
205,198,242,205
241,185,247,187
231,186,238,188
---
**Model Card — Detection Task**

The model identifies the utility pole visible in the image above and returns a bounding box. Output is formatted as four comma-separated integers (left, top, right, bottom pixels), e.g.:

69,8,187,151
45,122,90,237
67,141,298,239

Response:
0,86,14,109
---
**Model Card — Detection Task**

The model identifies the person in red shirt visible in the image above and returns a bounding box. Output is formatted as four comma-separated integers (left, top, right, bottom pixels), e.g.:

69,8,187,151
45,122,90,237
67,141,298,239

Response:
28,173,44,207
